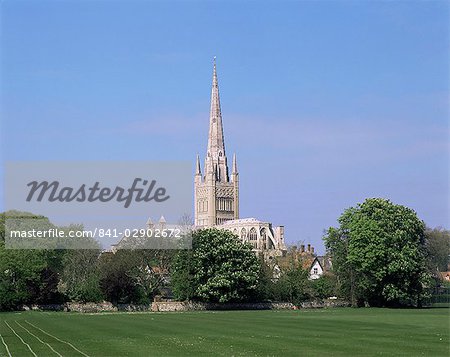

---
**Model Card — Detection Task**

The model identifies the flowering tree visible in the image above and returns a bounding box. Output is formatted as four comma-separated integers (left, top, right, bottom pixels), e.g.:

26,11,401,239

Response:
171,228,260,303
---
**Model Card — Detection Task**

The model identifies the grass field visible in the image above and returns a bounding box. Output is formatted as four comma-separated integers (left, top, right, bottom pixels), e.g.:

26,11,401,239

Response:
0,308,448,356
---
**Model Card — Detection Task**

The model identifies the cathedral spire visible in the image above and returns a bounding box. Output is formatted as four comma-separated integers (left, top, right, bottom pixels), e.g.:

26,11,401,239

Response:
232,153,238,174
207,57,226,158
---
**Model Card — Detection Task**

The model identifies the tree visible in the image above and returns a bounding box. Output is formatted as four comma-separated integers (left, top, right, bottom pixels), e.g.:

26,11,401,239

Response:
324,198,431,307
171,228,260,303
272,264,310,306
255,257,276,302
425,227,450,273
0,243,48,310
59,249,103,303
171,248,196,301
323,225,362,306
98,251,145,304
310,275,337,299
126,249,175,302
0,211,65,310
97,245,176,304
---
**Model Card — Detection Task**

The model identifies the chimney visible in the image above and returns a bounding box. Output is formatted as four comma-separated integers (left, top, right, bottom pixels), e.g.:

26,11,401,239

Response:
300,245,305,253
307,244,311,253
311,247,315,254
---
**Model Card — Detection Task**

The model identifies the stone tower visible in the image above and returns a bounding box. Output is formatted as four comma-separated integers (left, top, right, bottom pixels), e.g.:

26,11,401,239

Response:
194,58,239,227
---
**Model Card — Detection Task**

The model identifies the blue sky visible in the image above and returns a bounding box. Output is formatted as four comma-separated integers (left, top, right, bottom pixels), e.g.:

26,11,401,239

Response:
1,1,449,252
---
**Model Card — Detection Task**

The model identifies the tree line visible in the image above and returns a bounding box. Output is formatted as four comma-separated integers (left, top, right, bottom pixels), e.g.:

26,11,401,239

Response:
0,198,448,311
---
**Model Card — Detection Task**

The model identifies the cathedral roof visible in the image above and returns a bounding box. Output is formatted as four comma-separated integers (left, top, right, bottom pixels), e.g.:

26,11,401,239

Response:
221,218,263,225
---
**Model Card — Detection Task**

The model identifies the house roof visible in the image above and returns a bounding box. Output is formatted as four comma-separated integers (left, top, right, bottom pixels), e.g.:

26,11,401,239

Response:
309,257,323,271
310,256,332,272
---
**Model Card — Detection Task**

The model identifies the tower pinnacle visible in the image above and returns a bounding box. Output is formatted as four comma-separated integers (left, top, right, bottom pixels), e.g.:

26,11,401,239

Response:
195,154,201,175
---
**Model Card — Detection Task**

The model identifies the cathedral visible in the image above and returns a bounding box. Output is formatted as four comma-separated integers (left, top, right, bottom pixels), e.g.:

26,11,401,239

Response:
194,59,286,257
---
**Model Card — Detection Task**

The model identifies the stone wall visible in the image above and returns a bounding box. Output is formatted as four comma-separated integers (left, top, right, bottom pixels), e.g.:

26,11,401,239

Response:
66,303,154,312
299,299,350,309
28,302,152,313
151,301,294,312
67,302,116,312
25,300,348,313
28,304,67,312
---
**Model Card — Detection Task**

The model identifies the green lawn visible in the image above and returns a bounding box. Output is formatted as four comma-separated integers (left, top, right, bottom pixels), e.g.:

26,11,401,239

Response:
0,308,448,356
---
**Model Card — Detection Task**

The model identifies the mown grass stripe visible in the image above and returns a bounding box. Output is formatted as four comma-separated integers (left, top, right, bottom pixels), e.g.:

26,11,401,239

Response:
4,321,36,357
24,320,90,357
15,321,62,357
0,333,12,357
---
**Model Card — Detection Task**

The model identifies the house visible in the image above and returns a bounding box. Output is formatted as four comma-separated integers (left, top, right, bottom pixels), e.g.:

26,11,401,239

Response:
273,244,333,280
308,256,332,280
309,257,323,280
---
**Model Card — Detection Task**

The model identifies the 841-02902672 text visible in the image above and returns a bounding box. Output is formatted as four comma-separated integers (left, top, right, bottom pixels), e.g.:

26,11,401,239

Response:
96,228,182,239
7,228,183,239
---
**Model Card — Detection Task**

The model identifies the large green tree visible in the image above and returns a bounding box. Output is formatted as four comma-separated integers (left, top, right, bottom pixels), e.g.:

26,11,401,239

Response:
171,228,260,303
0,243,48,310
0,211,66,310
324,198,431,307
